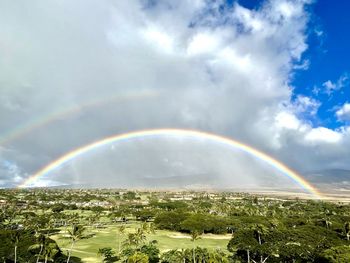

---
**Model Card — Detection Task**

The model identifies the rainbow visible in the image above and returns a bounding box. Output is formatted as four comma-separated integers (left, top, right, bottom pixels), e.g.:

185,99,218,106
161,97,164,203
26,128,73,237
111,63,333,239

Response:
0,90,157,146
18,128,323,198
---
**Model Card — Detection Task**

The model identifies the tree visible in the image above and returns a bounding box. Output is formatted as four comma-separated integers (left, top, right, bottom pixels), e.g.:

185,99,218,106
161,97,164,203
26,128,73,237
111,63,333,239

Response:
190,231,201,263
135,228,147,246
318,245,350,262
135,210,156,222
160,249,181,263
149,223,156,234
28,214,59,263
250,224,269,247
176,249,187,263
41,242,60,263
123,191,137,201
127,252,149,263
321,217,333,229
154,211,188,231
140,242,160,263
228,224,274,263
11,230,21,263
123,227,147,250
160,249,189,263
28,234,47,263
344,222,350,241
1,229,69,263
250,224,271,263
66,224,88,263
194,247,209,263
208,249,229,263
28,217,61,263
51,204,65,214
1,204,18,230
181,214,207,234
117,224,126,254
228,228,256,263
89,213,101,229
98,247,118,263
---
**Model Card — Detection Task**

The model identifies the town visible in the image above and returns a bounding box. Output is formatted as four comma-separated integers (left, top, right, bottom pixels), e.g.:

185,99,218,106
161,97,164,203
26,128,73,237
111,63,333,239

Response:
1,188,350,262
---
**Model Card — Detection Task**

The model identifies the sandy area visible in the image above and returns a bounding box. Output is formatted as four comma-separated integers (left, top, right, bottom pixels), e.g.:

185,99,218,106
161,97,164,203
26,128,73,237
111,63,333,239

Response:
168,233,232,240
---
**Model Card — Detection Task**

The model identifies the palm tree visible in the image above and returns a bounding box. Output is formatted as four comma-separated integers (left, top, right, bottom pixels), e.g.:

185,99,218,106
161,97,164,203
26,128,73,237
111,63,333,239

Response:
123,233,137,248
117,224,126,254
42,243,59,263
161,249,185,263
2,204,18,229
176,248,187,263
194,247,208,263
321,217,332,229
66,224,87,263
190,231,201,263
250,224,269,263
141,222,149,233
29,240,60,263
251,224,269,246
11,230,21,263
345,222,350,241
135,227,147,245
127,252,148,263
67,213,80,227
28,214,57,262
89,212,101,229
208,249,228,263
28,234,47,263
149,223,156,234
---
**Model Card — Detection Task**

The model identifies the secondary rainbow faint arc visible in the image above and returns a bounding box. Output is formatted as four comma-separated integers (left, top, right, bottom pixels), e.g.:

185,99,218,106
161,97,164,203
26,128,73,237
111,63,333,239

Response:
0,90,157,146
18,128,323,198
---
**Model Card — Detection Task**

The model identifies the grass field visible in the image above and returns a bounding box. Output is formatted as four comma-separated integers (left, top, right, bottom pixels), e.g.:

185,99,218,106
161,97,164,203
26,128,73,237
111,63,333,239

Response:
52,223,231,262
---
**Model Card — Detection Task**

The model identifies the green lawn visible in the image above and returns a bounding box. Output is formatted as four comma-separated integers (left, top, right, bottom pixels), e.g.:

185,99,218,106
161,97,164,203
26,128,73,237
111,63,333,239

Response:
52,223,231,262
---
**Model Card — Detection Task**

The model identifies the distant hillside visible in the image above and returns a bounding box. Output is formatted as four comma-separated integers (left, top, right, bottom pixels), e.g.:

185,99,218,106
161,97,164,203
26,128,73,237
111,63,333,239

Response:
26,169,350,190
304,169,350,184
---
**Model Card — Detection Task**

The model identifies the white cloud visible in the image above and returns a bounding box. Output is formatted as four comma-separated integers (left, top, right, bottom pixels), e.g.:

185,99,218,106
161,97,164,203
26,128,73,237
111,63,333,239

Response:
312,85,320,96
276,1,302,19
292,95,320,116
336,103,350,121
293,59,309,70
314,29,323,37
187,32,221,56
322,73,349,95
142,26,174,53
275,111,301,130
304,127,342,144
323,80,337,94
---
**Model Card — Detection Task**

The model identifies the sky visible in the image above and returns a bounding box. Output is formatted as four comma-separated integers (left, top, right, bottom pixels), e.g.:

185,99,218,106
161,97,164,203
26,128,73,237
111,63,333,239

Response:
0,0,349,189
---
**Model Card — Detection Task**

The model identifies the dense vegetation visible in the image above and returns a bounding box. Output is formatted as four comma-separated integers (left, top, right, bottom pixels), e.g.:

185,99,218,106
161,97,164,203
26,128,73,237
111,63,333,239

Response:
0,189,350,262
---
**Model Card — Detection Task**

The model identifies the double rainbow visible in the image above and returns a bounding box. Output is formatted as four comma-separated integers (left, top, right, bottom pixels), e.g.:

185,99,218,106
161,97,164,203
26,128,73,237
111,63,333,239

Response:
18,128,322,198
0,90,157,147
